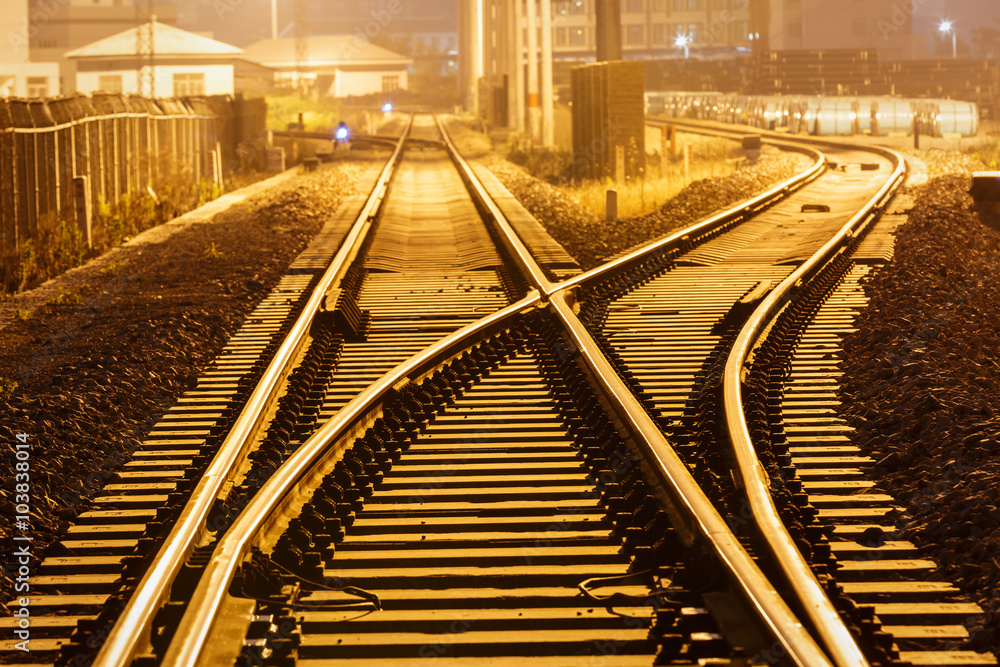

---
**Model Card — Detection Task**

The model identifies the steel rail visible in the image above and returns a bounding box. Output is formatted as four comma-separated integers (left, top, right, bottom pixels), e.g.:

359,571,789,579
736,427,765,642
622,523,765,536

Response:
440,116,835,666
722,142,907,667
435,115,556,295
554,137,826,295
160,294,542,667
547,290,833,667
155,116,860,667
91,114,415,667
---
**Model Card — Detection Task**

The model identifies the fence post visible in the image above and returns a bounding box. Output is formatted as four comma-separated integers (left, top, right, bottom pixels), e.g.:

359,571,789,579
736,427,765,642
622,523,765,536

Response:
31,132,40,237
73,175,92,249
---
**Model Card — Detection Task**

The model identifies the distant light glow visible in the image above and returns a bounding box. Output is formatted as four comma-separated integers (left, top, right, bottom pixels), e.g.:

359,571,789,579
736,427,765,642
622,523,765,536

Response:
382,102,393,112
939,20,953,33
335,126,349,140
675,32,692,58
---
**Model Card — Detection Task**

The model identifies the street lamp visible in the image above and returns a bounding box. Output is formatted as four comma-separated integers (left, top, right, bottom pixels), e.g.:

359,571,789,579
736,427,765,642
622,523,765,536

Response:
675,32,692,59
939,20,957,59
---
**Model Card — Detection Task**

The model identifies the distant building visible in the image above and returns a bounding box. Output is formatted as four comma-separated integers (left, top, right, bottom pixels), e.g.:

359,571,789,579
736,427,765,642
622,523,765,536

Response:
1,1,60,97
482,0,754,63
767,0,924,60
28,0,178,94
242,36,412,97
305,0,456,54
66,20,243,96
304,0,457,77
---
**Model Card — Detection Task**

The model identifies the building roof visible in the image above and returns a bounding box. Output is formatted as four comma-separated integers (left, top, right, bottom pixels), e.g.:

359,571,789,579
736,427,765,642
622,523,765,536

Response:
66,20,242,59
243,36,412,69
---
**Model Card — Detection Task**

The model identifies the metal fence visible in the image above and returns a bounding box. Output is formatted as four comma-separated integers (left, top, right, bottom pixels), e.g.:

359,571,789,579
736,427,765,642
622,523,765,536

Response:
0,93,267,280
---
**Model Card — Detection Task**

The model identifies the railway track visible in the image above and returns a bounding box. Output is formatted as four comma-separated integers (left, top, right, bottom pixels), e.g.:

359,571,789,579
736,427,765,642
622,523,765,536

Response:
3,114,995,667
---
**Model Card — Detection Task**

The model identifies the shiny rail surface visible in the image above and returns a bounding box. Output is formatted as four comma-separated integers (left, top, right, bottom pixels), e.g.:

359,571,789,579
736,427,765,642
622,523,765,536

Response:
89,115,415,667
723,138,905,667
148,117,856,667
76,115,922,667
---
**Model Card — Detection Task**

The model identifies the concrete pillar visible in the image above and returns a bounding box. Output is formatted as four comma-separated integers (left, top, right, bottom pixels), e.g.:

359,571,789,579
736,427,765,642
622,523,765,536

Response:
513,0,525,133
540,0,553,147
506,0,518,129
526,0,539,143
595,0,622,62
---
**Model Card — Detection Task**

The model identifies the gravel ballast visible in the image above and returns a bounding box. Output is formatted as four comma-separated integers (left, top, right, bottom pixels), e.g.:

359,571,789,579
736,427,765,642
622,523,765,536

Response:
841,173,1000,653
481,146,812,270
0,160,375,606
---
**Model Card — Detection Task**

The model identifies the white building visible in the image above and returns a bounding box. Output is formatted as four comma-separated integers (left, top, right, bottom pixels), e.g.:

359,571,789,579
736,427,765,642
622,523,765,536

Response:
243,36,412,98
65,20,242,97
1,1,59,98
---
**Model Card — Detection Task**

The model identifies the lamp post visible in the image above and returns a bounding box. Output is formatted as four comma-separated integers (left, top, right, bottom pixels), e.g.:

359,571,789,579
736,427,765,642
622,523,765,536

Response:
675,33,691,59
939,20,957,59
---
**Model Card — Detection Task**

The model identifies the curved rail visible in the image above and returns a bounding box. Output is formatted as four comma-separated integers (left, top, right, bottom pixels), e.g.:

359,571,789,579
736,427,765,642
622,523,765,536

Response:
91,115,415,667
143,115,898,667
722,141,907,667
159,294,542,666
559,136,826,293
155,117,843,667
439,115,837,666
548,291,833,667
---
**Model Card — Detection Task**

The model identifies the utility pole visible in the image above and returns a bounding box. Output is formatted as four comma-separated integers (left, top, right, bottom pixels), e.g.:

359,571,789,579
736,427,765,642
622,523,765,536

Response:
595,0,621,62
135,0,154,97
271,0,278,39
507,0,518,130
526,0,539,143
294,0,308,97
540,0,553,147
513,0,525,133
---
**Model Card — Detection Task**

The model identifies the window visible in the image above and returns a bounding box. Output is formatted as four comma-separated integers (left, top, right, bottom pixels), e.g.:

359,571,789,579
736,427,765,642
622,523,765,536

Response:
625,0,644,12
173,72,204,96
688,0,701,8
651,0,665,11
557,0,585,14
26,76,48,98
626,24,645,44
713,0,728,7
733,20,748,41
556,27,568,45
97,74,122,93
382,75,400,92
652,23,667,43
0,74,14,96
673,0,684,8
569,27,586,45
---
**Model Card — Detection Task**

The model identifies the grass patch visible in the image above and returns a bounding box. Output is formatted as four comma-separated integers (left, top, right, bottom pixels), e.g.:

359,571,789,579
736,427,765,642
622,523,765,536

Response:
0,377,18,402
203,242,224,261
545,136,740,219
267,95,344,132
499,132,741,219
100,258,129,276
12,307,31,321
48,287,81,307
